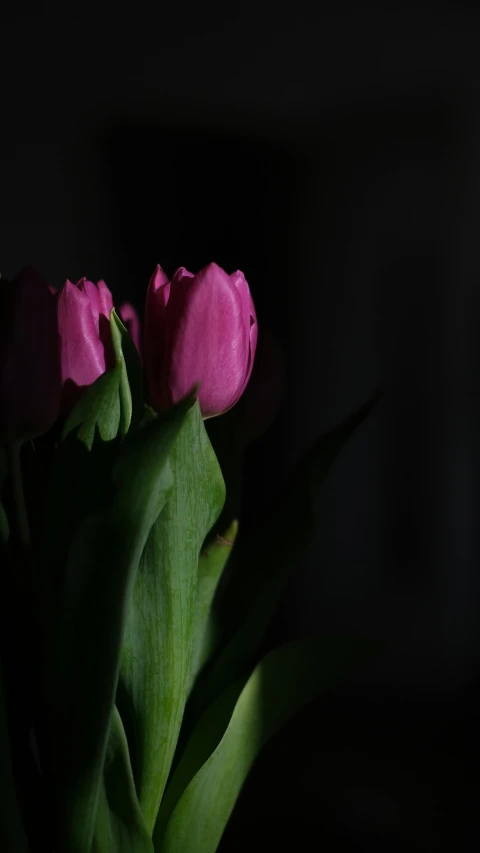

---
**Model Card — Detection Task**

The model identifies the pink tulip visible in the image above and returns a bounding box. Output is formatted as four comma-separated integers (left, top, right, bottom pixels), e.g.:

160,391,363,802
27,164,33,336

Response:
57,277,114,415
0,266,61,442
145,263,258,418
118,302,142,356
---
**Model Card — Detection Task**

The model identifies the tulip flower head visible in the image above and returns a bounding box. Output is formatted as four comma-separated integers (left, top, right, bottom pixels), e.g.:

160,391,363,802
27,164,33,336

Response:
57,277,114,416
145,263,258,419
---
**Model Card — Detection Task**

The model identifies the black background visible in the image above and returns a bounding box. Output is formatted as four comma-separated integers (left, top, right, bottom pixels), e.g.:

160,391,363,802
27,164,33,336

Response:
2,2,480,850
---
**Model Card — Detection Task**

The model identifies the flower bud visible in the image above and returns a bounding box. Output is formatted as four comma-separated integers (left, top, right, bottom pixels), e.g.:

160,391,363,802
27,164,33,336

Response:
57,277,114,415
145,263,257,419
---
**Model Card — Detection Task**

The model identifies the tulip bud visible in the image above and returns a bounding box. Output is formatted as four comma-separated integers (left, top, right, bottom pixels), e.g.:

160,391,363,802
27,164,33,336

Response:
0,266,61,443
118,302,142,356
57,277,115,416
145,263,258,419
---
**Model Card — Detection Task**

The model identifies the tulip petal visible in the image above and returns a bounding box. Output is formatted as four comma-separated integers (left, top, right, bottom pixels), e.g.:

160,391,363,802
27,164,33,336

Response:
97,279,114,319
230,270,258,396
58,280,107,395
150,265,171,302
165,263,249,417
246,313,259,386
78,279,114,331
172,267,195,287
78,278,100,317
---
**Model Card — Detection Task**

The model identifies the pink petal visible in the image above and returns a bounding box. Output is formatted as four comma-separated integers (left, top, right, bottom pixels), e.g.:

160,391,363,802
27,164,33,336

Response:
57,279,107,389
77,278,99,316
165,262,249,417
230,269,258,395
96,279,114,319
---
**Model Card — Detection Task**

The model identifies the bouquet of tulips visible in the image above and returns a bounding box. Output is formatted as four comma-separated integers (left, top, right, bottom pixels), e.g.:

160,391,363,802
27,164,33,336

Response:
0,264,380,853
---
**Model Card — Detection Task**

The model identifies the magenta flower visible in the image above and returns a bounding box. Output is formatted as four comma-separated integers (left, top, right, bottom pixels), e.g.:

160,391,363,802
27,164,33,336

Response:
0,266,61,443
145,263,258,418
57,277,114,415
118,302,142,356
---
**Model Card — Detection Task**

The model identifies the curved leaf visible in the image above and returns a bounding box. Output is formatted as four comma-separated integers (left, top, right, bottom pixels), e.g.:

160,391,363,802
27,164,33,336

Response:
156,637,380,853
51,399,193,853
110,309,144,433
118,401,225,834
92,706,153,853
154,678,244,844
189,520,238,691
62,361,123,449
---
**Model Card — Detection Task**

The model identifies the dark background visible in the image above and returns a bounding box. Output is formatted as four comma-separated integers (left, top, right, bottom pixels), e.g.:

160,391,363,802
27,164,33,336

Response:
2,2,480,850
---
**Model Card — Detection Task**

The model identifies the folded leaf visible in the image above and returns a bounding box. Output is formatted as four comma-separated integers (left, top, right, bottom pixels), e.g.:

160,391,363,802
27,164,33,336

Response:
62,360,123,450
154,678,244,844
62,308,142,450
189,520,238,691
51,398,194,853
92,706,153,853
155,637,380,853
109,309,144,433
118,400,225,835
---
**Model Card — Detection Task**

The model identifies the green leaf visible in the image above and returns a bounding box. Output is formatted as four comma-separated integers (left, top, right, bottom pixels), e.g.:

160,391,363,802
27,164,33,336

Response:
190,387,382,715
0,662,28,852
62,308,143,451
189,520,238,691
155,637,379,853
154,678,244,844
50,398,194,853
110,309,144,434
92,706,153,853
62,361,123,449
117,400,225,835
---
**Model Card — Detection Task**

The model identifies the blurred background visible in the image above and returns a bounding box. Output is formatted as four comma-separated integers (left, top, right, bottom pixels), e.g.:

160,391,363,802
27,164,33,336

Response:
2,2,480,850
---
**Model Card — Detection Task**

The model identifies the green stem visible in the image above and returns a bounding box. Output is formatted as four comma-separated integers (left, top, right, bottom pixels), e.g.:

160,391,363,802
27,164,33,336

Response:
6,441,31,548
